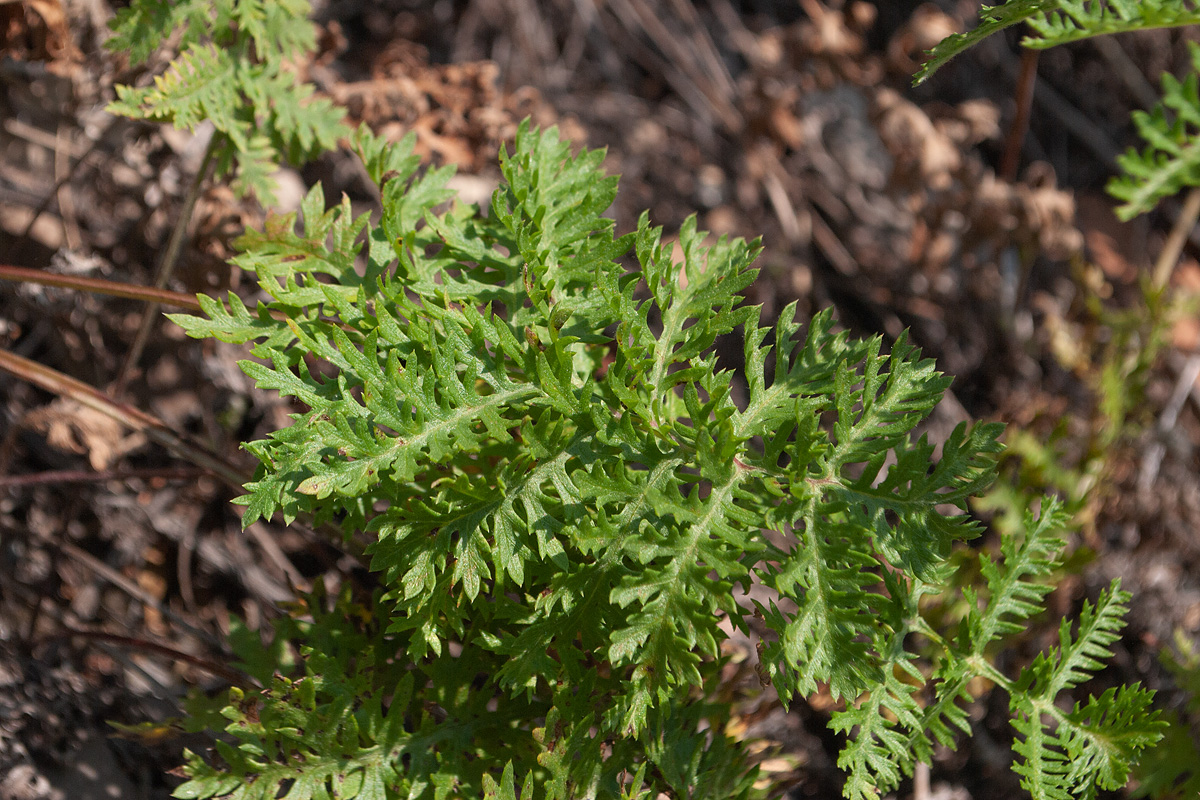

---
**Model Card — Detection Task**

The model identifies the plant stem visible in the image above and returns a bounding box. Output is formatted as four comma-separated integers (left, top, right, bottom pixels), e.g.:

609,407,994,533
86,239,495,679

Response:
0,263,204,310
0,347,353,551
0,348,249,491
40,627,253,687
1153,186,1200,290
113,137,218,397
0,465,206,488
1000,48,1039,183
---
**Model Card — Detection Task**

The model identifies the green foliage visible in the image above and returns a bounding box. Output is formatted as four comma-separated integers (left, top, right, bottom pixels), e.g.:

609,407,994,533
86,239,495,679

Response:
167,121,1162,799
177,583,753,800
1132,634,1200,798
1009,586,1161,800
914,0,1200,220
917,6,1200,800
915,0,1200,85
1020,0,1200,46
1109,42,1200,219
914,0,1060,84
106,0,348,203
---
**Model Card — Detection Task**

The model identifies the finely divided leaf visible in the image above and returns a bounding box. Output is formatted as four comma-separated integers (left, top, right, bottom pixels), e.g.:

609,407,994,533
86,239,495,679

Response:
173,121,1161,800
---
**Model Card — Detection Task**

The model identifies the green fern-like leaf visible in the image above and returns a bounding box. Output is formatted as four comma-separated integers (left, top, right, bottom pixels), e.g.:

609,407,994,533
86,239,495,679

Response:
108,0,316,67
107,0,347,202
914,0,1061,84
1010,583,1166,800
174,588,550,800
1025,0,1200,47
1108,42,1200,220
106,0,217,66
170,122,1161,799
833,661,926,800
915,0,1200,84
827,498,1163,800
1132,636,1200,798
109,44,246,147
916,0,1200,219
970,498,1071,652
